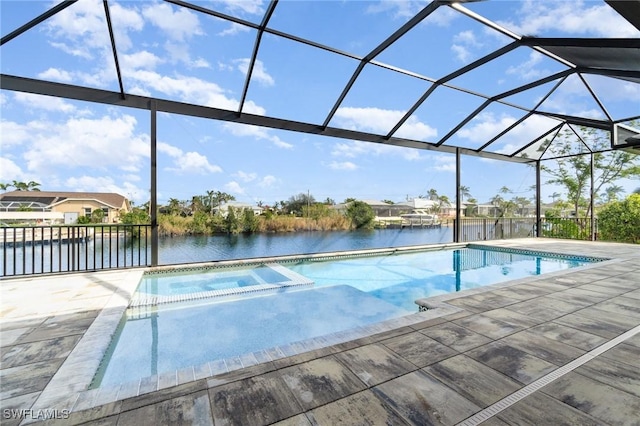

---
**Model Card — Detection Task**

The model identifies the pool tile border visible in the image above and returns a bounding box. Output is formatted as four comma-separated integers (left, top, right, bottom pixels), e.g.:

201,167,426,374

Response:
21,242,617,422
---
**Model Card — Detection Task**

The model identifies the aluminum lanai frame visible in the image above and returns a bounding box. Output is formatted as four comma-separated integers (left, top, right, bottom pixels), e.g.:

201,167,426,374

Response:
1,0,639,263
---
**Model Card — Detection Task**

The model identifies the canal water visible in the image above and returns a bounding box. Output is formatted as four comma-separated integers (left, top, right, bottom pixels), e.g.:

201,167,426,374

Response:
2,227,453,275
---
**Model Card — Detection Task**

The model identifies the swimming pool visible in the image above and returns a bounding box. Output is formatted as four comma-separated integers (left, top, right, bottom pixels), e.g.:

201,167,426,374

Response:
92,246,602,388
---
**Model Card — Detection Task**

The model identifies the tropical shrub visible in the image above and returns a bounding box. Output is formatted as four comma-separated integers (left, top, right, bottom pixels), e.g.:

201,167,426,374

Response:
346,201,375,229
597,194,640,243
76,215,91,224
242,209,260,233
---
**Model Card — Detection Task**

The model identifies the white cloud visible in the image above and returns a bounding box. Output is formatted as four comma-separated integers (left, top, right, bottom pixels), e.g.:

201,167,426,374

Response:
451,30,481,62
233,171,257,182
129,70,266,114
258,175,277,188
451,45,471,63
328,161,358,171
0,120,31,147
142,2,203,41
498,0,638,37
506,51,545,81
334,107,437,142
121,51,163,71
215,0,264,16
233,58,275,87
158,142,222,174
224,181,245,195
37,68,73,82
223,123,293,149
21,114,149,173
367,1,457,25
0,157,27,182
13,92,78,114
432,155,455,172
64,175,147,203
331,140,422,161
457,112,518,143
47,0,143,56
218,22,251,37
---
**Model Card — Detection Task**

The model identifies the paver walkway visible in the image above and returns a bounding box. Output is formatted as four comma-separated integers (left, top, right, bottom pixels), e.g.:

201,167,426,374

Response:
1,239,639,425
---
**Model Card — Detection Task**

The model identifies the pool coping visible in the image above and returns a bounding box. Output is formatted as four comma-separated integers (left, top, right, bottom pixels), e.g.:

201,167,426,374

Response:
23,242,616,420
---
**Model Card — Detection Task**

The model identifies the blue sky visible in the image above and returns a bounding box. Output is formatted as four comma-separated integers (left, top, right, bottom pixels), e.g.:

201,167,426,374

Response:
1,0,639,206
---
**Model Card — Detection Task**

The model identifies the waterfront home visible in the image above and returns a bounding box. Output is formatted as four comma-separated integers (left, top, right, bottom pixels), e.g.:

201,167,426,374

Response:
0,191,131,224
216,201,263,217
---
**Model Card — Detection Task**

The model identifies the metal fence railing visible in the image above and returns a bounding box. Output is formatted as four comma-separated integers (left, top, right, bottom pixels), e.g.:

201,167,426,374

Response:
456,217,597,242
1,225,151,277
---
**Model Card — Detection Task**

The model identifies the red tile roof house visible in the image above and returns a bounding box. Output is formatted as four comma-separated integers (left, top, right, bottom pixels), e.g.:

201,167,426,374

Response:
0,191,131,224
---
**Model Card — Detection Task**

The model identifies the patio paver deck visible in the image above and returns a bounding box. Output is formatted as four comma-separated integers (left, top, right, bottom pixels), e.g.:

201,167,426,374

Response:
1,238,639,425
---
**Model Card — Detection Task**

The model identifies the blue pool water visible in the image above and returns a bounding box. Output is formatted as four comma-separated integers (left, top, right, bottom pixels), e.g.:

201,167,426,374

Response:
93,247,599,388
138,265,292,297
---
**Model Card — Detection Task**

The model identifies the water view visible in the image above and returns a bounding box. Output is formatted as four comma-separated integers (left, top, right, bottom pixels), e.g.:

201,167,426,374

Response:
2,227,453,275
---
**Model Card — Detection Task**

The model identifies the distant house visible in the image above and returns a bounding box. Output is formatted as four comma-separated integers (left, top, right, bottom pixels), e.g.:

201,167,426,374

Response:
216,201,263,217
0,191,131,224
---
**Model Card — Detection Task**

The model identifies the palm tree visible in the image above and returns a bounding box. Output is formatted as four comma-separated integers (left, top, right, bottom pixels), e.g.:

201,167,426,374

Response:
0,182,12,191
550,192,561,203
12,180,27,191
459,185,471,203
167,198,181,216
604,185,624,203
499,186,511,196
26,181,41,191
490,195,503,217
427,188,439,201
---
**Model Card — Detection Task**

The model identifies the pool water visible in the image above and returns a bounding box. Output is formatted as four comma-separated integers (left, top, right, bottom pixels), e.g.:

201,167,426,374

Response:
93,247,600,388
138,264,293,297
288,248,592,311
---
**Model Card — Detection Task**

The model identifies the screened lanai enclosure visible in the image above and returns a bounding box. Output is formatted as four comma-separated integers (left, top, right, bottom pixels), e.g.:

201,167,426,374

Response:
1,0,639,275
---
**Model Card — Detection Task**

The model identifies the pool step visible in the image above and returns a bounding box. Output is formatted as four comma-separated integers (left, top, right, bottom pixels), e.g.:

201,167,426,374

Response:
129,263,314,308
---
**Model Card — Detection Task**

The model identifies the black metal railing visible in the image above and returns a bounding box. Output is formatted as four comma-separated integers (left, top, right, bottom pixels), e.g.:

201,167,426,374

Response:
538,217,597,241
457,217,597,242
1,225,151,277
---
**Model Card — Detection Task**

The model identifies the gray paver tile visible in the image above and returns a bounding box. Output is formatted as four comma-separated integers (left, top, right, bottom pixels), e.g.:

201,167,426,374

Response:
498,329,585,366
578,283,633,296
1,335,81,369
0,391,40,426
590,296,640,319
381,332,457,368
529,322,607,351
445,292,520,312
278,356,366,411
423,354,522,408
0,359,64,400
503,300,566,322
553,310,635,339
480,307,541,327
307,390,409,426
372,370,481,425
334,343,416,387
576,356,640,398
541,371,640,425
547,287,613,304
419,322,492,352
120,379,206,413
209,371,302,426
18,312,97,344
271,414,312,426
118,390,212,426
453,313,523,340
599,342,640,369
496,391,602,426
466,341,557,385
